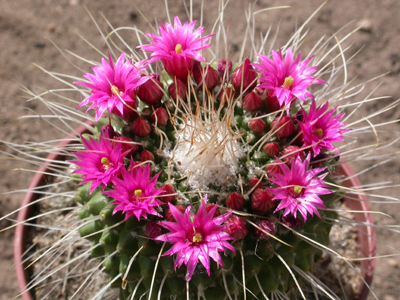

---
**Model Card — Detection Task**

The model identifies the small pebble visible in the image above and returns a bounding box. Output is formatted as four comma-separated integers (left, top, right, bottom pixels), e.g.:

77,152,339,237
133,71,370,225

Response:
357,19,372,32
388,259,398,268
383,295,395,300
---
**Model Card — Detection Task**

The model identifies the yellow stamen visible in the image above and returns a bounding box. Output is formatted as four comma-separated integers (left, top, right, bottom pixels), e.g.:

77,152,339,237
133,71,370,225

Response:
111,85,121,96
315,128,323,137
101,157,110,165
134,189,143,197
293,186,303,194
175,43,183,55
282,76,294,89
192,233,202,243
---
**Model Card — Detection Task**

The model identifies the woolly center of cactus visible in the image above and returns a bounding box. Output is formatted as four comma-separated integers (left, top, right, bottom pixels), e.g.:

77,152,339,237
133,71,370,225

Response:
173,109,242,189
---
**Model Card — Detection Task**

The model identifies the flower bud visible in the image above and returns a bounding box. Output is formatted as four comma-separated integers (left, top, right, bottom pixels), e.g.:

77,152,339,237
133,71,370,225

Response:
140,150,155,162
194,65,221,90
254,220,276,240
270,116,295,139
265,161,283,178
218,87,234,105
168,79,187,101
249,118,267,133
217,59,233,79
151,108,169,127
112,94,137,122
263,142,280,157
136,74,164,108
112,136,139,157
243,91,263,111
282,214,304,228
224,215,248,240
225,192,245,210
231,58,257,93
265,90,281,113
101,124,117,139
159,184,177,203
131,117,151,137
206,204,221,217
249,177,263,190
165,205,186,222
251,189,275,215
145,221,163,238
281,145,304,164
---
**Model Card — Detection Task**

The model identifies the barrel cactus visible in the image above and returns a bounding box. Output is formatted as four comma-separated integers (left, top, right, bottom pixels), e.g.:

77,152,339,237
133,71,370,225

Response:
5,2,399,300
69,15,352,300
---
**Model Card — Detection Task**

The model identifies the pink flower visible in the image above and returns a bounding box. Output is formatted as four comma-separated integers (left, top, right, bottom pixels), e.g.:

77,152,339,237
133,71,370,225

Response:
139,16,214,81
103,163,164,221
299,100,350,157
267,155,331,222
255,48,325,109
70,133,125,193
156,197,235,281
75,53,148,122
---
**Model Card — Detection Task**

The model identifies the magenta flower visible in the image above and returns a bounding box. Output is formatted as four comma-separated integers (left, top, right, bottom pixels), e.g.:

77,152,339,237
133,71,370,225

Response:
75,53,148,122
267,155,331,222
103,164,164,221
139,16,214,81
255,48,325,108
70,133,125,193
156,197,235,281
299,100,350,157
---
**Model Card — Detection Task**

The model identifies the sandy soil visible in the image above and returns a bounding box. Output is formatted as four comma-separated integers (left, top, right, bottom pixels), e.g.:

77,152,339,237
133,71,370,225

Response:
1,0,399,299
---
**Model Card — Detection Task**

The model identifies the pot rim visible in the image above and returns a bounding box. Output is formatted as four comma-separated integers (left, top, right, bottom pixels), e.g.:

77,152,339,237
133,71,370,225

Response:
13,128,376,300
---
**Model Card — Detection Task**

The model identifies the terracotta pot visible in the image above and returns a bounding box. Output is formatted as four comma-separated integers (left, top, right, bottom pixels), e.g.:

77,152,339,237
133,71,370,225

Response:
13,133,376,300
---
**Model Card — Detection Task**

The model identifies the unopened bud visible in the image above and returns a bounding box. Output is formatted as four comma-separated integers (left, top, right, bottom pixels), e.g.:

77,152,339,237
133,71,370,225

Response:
140,150,154,162
225,192,245,210
112,136,139,157
165,205,186,222
136,74,164,108
158,184,177,203
254,220,276,240
151,108,169,127
131,117,151,137
249,118,267,133
281,145,304,164
217,59,233,79
145,221,163,238
206,204,221,217
231,58,257,94
243,92,263,111
263,142,280,157
168,79,187,101
270,116,295,139
224,215,248,240
194,65,221,90
251,189,275,215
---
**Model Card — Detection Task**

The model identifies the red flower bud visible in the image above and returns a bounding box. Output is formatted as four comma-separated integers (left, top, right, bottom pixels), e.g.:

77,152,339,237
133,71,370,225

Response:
224,215,248,240
249,177,263,190
101,124,118,139
194,65,221,90
158,184,177,203
263,142,280,157
225,192,245,210
243,92,263,111
265,90,281,113
136,74,164,108
231,58,257,94
112,94,137,122
145,221,163,238
131,117,151,137
168,79,187,101
282,214,304,228
217,59,233,79
112,136,139,157
218,87,234,105
165,205,186,222
265,161,283,178
151,107,169,127
140,150,155,162
254,220,276,240
270,116,295,139
249,118,267,133
206,204,221,217
281,145,305,164
251,189,275,215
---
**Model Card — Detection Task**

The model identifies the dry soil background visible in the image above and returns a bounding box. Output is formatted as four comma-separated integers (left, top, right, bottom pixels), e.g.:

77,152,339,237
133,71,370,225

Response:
1,0,400,299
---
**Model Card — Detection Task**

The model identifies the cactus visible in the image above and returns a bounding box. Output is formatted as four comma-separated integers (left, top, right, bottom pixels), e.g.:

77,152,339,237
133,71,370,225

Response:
4,2,400,300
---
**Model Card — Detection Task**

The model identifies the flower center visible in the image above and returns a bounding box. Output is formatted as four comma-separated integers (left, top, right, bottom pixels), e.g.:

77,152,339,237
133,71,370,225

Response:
175,43,183,55
187,227,204,244
289,186,303,198
100,157,113,172
282,76,294,89
134,189,143,197
111,85,123,96
314,128,323,137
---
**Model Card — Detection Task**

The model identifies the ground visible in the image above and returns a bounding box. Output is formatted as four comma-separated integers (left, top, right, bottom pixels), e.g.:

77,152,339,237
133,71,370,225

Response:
0,0,399,299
